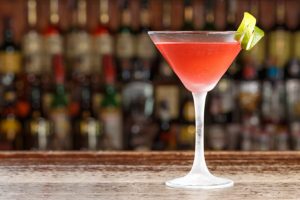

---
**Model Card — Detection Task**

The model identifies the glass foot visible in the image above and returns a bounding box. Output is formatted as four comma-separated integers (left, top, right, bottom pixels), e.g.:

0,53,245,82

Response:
165,173,233,189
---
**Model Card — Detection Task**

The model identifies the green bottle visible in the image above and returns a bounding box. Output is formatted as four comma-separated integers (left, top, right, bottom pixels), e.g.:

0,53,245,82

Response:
50,55,71,150
100,55,122,150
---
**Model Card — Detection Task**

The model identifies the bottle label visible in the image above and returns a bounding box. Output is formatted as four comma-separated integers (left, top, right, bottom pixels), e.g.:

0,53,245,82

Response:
66,31,92,74
50,109,71,150
43,34,63,73
23,31,43,74
214,78,235,115
183,101,195,122
80,118,100,150
42,93,53,117
136,32,156,59
91,33,114,73
178,125,195,146
29,118,51,150
92,93,103,115
93,33,114,55
0,52,22,74
155,85,179,119
116,32,135,58
269,30,291,67
101,109,122,150
238,81,260,112
0,117,21,141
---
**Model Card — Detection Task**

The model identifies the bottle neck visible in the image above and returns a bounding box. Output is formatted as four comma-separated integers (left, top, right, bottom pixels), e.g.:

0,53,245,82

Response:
162,0,171,29
276,0,285,26
140,8,150,29
102,84,118,108
3,29,14,43
184,5,193,25
80,84,92,111
52,84,67,108
99,0,109,26
30,86,42,112
3,19,14,43
27,0,37,28
50,0,59,25
77,0,87,28
121,9,131,28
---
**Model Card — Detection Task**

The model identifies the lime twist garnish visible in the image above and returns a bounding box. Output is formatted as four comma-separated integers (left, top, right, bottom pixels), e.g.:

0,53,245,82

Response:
235,12,264,50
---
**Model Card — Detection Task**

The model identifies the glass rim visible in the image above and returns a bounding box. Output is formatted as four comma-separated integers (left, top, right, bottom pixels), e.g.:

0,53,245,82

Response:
148,31,237,35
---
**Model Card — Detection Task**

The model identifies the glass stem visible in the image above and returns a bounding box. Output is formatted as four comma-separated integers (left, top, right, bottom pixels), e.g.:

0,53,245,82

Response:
189,92,211,175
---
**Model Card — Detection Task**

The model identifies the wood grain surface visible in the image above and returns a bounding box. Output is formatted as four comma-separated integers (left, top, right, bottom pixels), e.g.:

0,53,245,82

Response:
0,151,299,200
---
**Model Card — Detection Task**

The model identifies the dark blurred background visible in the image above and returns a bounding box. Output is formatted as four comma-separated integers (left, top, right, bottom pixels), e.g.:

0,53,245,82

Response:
0,0,299,151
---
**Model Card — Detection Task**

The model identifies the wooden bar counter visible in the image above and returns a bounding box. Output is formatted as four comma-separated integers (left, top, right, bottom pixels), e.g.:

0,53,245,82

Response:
0,151,299,199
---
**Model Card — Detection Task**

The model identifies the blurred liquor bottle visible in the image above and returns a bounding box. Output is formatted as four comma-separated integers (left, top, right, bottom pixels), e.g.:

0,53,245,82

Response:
285,19,300,122
116,0,135,82
42,0,62,118
0,17,22,76
91,0,112,116
238,58,261,151
261,62,285,124
123,81,155,150
207,78,237,150
152,100,176,150
285,53,300,149
123,0,156,150
25,76,51,150
238,57,261,115
182,0,194,30
0,17,24,150
75,76,102,150
92,0,114,76
268,0,291,68
43,0,63,74
0,86,22,150
178,94,195,150
20,0,39,136
66,0,91,78
22,0,43,77
50,55,72,150
100,55,122,150
261,63,286,150
66,0,91,125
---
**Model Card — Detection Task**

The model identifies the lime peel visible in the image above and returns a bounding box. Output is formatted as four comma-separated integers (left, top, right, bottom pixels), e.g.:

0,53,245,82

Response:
235,12,264,51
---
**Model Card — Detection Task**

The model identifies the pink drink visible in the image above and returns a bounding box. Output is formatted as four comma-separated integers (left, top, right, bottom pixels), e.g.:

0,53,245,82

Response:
155,42,241,92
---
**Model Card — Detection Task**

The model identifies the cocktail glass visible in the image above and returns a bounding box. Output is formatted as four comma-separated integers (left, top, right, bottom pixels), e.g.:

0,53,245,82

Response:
149,31,241,189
